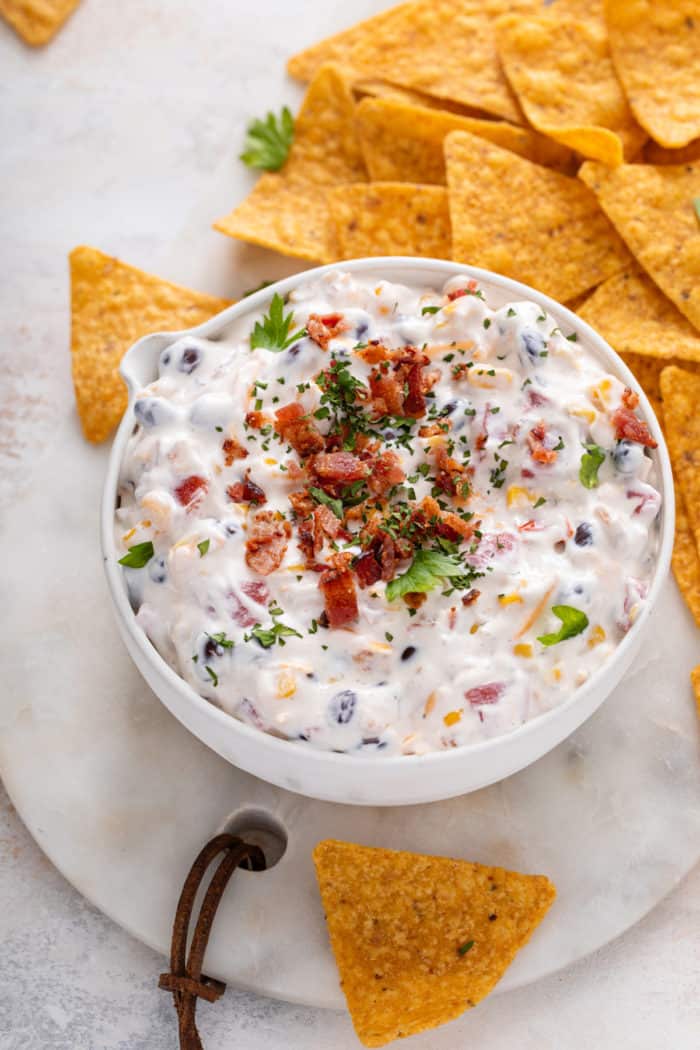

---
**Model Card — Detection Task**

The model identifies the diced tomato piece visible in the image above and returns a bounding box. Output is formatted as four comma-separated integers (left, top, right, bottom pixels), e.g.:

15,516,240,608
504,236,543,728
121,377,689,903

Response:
174,475,208,508
447,280,478,301
612,407,657,448
465,682,505,705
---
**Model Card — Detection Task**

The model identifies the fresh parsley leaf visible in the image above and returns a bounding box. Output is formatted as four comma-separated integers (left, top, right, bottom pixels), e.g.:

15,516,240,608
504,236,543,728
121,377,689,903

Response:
240,107,294,171
118,541,154,568
249,621,303,649
533,496,546,508
457,939,475,956
208,632,234,650
250,293,307,352
579,443,605,489
553,436,565,451
537,605,589,646
421,305,440,315
309,486,344,519
205,665,219,687
243,279,273,298
566,331,578,342
386,549,466,602
197,539,210,558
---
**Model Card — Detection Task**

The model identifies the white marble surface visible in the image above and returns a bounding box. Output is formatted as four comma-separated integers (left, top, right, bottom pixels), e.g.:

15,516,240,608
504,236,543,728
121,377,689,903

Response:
1,2,699,1047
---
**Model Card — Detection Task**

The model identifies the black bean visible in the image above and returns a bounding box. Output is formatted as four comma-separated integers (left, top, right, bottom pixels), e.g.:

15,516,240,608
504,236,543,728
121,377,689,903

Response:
611,439,643,475
328,689,357,725
134,397,173,427
574,522,593,547
355,320,369,339
223,522,238,536
178,345,202,373
286,342,303,358
148,556,167,583
440,400,458,417
520,330,545,363
401,646,416,661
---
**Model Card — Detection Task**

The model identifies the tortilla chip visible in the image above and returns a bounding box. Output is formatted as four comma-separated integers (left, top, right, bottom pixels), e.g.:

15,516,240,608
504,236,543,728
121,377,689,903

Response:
328,183,451,261
672,496,700,630
691,666,700,717
578,161,700,331
0,0,79,45
70,247,231,443
660,366,700,560
289,1,538,125
352,79,498,120
605,0,700,149
643,138,700,166
283,63,366,186
313,839,555,1048
578,266,700,362
214,175,336,263
445,131,631,303
566,291,594,313
546,0,604,20
496,13,646,165
355,97,577,185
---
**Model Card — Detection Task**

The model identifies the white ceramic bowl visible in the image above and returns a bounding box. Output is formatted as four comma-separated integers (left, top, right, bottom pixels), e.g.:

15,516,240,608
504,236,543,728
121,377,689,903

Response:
102,258,674,806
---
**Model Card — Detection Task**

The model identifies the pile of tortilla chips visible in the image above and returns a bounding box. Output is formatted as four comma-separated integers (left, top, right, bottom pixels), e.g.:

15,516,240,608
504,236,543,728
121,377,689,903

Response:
0,0,81,46
314,839,555,1046
211,0,700,635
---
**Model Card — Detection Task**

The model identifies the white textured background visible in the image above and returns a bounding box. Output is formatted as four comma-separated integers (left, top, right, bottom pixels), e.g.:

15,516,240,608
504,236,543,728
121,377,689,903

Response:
1,2,699,1047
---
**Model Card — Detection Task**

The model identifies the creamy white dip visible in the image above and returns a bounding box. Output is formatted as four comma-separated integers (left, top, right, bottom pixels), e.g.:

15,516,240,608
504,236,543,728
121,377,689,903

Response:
115,271,661,755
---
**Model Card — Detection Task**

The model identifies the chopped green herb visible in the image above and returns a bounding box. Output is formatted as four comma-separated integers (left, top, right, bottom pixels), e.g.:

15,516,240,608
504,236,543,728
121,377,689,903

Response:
118,541,154,568
507,307,516,317
553,436,565,451
566,331,578,342
240,107,294,171
205,665,219,687
483,318,491,329
579,443,605,489
457,939,475,956
537,605,589,646
248,621,303,649
208,632,234,650
533,496,546,508
309,486,343,519
385,631,394,642
197,539,210,558
308,619,319,635
250,293,307,352
422,305,440,315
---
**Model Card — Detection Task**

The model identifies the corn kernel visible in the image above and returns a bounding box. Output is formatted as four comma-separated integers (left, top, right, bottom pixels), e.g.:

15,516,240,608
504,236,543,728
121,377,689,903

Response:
469,623,479,634
589,378,613,409
264,457,278,466
506,485,537,508
423,691,437,716
370,641,392,653
568,405,597,425
276,672,296,699
588,625,606,648
467,366,513,390
443,710,462,727
122,527,136,543
499,592,523,606
513,643,533,658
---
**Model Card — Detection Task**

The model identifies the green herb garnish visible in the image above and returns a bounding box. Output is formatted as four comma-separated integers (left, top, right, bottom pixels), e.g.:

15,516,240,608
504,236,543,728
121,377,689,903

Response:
579,443,605,489
240,107,294,171
537,605,589,647
421,305,440,315
197,539,210,558
250,293,307,352
309,486,344,519
243,279,273,298
118,541,154,568
533,496,546,508
457,940,475,956
249,622,303,648
208,632,234,650
205,665,219,687
386,549,467,602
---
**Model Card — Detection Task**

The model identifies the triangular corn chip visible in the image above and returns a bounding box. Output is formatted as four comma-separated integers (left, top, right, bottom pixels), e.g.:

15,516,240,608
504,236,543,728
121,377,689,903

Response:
314,839,555,1047
289,0,538,124
355,97,577,185
578,265,700,362
672,495,700,630
579,161,700,331
660,366,700,560
496,12,646,165
70,246,231,443
605,0,700,149
328,183,451,261
445,130,631,302
0,0,80,46
692,666,700,717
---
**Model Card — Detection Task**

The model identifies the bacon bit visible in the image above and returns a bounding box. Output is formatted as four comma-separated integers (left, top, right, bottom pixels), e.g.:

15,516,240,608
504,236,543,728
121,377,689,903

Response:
222,437,248,466
369,368,404,416
419,421,451,437
227,475,267,505
527,388,549,408
306,312,348,350
433,443,468,498
438,510,475,542
461,588,480,606
286,460,306,482
241,580,268,604
288,489,315,519
447,280,478,301
275,401,325,458
318,565,358,628
245,410,267,429
354,550,382,588
528,421,558,464
612,406,657,448
518,519,537,531
465,682,505,706
312,450,372,484
403,591,427,610
366,450,405,496
174,475,208,509
245,511,291,575
228,593,258,628
404,363,426,417
357,341,392,364
521,467,535,479
622,386,639,410
312,504,345,554
448,606,457,629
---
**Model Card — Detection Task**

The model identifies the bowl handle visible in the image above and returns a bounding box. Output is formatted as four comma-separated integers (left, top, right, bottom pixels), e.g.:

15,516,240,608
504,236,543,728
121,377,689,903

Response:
119,332,180,394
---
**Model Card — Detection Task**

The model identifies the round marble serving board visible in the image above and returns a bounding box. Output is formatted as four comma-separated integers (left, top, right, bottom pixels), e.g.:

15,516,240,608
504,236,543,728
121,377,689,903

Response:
1,404,699,1010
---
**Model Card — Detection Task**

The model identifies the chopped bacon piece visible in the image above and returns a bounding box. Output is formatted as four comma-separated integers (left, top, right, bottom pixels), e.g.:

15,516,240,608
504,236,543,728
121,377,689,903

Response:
527,388,549,408
521,467,535,479
241,580,268,604
366,450,405,496
306,312,348,350
433,443,468,497
527,421,558,464
319,565,358,627
313,504,345,554
245,511,291,575
311,451,372,484
403,592,427,610
222,436,248,466
174,475,208,509
437,510,475,542
275,401,325,458
403,363,426,417
612,407,657,448
245,410,267,429
354,550,382,588
288,489,315,519
622,386,639,410
465,682,505,705
357,341,392,364
228,593,258,628
461,588,480,606
227,476,266,505
447,280,478,301
369,368,404,416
